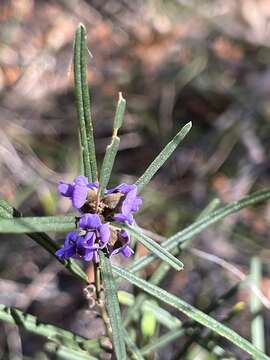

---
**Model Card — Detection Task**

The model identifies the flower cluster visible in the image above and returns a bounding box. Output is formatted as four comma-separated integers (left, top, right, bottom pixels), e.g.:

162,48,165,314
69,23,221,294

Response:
56,176,142,262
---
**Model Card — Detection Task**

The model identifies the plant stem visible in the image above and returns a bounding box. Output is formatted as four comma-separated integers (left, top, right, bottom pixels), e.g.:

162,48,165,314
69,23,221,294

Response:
94,261,113,342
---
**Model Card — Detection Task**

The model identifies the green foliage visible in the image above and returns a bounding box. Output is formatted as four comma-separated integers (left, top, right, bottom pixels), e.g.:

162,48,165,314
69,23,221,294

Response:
99,93,126,196
113,265,269,360
0,23,269,360
135,121,192,192
0,304,101,358
123,223,184,270
0,215,74,233
123,328,145,360
45,343,97,360
99,253,127,359
129,188,270,273
74,24,97,182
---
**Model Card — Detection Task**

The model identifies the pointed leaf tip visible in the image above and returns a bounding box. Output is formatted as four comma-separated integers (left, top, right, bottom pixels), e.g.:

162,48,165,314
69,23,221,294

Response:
136,121,192,192
78,23,86,31
119,91,126,102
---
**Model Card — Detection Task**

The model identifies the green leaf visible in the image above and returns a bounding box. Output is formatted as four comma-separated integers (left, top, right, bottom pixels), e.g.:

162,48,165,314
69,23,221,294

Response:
123,199,220,328
112,265,270,360
0,201,87,283
0,304,101,356
74,23,97,181
99,93,126,196
141,328,185,356
118,291,181,329
45,343,97,360
100,136,120,196
135,122,192,192
113,92,126,130
129,188,270,273
0,215,75,233
99,137,120,196
123,328,145,360
142,283,241,356
99,253,127,359
123,224,184,271
250,257,265,352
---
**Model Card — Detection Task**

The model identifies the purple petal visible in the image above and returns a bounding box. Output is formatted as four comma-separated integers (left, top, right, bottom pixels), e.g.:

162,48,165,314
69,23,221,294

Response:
119,184,136,193
55,247,66,258
106,183,135,194
72,185,88,209
113,213,128,223
127,214,134,225
83,231,96,247
114,213,133,224
74,176,88,186
58,182,73,197
121,246,134,257
55,245,76,259
88,181,99,190
84,249,94,261
98,223,110,247
79,214,102,229
131,197,142,212
64,231,78,246
122,189,137,214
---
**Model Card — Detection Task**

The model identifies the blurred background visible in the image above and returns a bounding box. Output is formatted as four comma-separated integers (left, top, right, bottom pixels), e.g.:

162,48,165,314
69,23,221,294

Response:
1,0,270,358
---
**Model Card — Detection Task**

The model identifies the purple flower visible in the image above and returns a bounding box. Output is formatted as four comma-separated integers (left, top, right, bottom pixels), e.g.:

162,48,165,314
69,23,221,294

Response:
58,176,98,209
79,214,110,249
108,229,134,258
55,230,98,261
56,180,142,262
55,214,110,262
55,231,79,259
106,184,142,225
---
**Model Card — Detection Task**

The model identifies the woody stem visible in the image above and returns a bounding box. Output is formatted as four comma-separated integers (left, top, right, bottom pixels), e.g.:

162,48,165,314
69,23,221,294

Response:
94,261,113,340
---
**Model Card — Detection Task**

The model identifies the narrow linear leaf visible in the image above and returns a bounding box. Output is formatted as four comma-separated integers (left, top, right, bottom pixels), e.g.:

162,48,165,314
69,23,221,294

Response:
123,328,145,360
123,199,220,328
118,291,181,329
250,257,265,352
0,215,75,233
0,201,87,283
74,24,91,179
99,93,126,195
99,137,120,196
196,198,221,221
99,253,127,360
79,24,97,181
74,24,97,181
141,328,185,356
112,265,269,360
113,92,126,130
45,343,97,360
149,198,220,285
135,122,192,192
129,188,270,273
124,224,183,271
142,283,241,356
0,304,101,355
